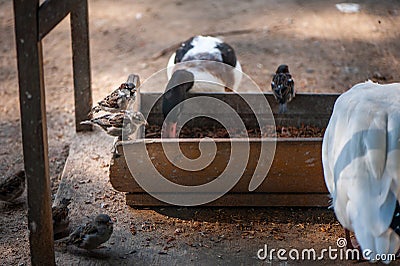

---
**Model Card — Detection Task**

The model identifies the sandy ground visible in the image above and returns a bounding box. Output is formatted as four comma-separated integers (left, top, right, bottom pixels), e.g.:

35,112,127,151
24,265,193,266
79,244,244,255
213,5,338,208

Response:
1,0,400,264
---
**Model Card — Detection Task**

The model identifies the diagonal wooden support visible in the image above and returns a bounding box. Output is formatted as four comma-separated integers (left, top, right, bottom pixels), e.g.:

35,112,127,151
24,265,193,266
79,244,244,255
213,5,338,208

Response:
13,0,55,265
38,0,79,40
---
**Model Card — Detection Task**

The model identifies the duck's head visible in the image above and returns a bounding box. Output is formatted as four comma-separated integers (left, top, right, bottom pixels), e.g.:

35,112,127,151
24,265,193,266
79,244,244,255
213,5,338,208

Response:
161,69,195,138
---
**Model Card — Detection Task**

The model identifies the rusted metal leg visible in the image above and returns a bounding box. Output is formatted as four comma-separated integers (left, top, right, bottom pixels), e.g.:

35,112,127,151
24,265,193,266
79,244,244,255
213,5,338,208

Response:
71,0,92,132
13,0,55,264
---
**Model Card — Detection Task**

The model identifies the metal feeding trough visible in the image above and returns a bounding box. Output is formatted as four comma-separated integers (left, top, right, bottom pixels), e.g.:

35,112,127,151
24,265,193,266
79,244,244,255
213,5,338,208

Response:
109,76,339,207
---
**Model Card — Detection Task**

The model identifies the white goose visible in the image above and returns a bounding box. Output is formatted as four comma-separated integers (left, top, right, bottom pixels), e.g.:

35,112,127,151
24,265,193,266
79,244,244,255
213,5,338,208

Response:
162,35,242,137
322,80,400,263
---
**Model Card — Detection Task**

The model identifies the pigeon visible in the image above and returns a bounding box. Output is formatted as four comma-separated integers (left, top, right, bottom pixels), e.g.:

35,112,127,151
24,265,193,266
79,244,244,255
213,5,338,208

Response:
90,74,140,116
0,170,25,202
81,110,147,140
52,198,71,240
271,64,295,113
162,35,242,137
67,214,114,250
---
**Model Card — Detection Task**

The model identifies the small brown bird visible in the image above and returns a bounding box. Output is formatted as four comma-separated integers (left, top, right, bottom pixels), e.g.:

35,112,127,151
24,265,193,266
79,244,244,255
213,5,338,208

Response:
0,170,25,203
81,110,148,152
271,64,295,113
52,198,71,240
90,74,140,116
81,110,147,139
67,214,114,250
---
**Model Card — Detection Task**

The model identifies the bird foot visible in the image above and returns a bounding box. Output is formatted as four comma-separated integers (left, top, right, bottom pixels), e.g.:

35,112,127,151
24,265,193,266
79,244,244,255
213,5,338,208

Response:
111,138,122,154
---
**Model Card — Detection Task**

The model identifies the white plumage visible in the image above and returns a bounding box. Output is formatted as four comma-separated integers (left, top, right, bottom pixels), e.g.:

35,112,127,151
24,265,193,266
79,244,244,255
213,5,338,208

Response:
322,80,400,263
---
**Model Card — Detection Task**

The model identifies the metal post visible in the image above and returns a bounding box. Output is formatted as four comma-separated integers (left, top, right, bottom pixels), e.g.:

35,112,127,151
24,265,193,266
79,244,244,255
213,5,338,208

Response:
71,0,92,132
13,0,55,264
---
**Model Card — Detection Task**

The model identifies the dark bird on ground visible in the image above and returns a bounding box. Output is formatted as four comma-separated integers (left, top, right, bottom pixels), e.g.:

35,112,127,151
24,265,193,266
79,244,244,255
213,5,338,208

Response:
0,170,25,203
162,35,242,137
52,198,71,240
67,214,114,250
271,64,295,113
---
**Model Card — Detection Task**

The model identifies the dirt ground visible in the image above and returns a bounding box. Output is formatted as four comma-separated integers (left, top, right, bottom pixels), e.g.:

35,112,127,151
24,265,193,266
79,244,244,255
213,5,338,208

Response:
1,0,400,265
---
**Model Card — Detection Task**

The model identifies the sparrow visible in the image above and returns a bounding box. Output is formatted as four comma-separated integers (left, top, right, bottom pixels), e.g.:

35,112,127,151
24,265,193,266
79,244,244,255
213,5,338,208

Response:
67,214,114,250
271,64,295,113
81,110,148,140
52,198,71,240
89,74,140,116
81,110,148,152
0,170,25,202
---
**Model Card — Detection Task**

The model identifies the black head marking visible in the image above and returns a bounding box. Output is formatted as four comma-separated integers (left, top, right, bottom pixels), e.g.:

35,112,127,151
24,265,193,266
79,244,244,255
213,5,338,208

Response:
174,37,195,64
216,42,237,67
125,82,136,90
122,83,136,95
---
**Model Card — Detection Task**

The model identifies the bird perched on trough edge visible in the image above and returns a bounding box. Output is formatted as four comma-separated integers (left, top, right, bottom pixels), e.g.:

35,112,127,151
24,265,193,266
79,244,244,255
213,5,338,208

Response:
52,197,71,240
271,64,295,113
162,35,242,137
89,74,139,116
81,110,147,138
322,80,400,264
67,214,113,250
81,110,147,152
0,170,25,203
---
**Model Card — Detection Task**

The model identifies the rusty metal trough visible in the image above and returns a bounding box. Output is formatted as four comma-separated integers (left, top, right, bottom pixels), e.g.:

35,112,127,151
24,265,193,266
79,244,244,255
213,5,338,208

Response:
109,85,340,207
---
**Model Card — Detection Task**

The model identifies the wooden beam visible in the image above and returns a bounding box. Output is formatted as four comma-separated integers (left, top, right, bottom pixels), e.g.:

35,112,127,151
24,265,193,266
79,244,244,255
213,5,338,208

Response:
38,0,79,40
70,0,92,131
13,0,55,264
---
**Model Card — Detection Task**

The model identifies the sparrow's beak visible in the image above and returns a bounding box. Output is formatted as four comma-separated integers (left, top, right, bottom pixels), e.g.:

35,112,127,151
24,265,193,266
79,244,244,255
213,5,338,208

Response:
162,121,178,138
